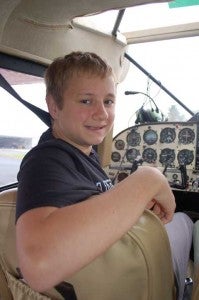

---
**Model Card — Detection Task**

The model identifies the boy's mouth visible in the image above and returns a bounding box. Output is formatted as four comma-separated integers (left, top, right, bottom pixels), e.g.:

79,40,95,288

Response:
86,125,107,131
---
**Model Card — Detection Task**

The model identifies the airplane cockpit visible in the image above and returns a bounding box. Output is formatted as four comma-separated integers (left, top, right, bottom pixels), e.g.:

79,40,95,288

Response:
0,0,199,299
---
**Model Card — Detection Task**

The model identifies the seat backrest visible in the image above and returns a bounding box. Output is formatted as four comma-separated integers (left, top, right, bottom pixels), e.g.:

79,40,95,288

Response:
0,188,61,299
192,221,199,300
0,188,176,300
0,188,18,277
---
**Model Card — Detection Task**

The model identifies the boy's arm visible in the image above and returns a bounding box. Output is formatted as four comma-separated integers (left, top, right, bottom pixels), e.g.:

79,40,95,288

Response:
16,166,175,292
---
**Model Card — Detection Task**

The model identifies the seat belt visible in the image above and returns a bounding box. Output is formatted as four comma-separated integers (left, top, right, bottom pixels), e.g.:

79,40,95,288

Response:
0,73,51,127
0,262,13,299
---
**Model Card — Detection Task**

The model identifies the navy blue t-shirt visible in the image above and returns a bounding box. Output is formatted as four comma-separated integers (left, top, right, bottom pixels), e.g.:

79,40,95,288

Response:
16,129,113,221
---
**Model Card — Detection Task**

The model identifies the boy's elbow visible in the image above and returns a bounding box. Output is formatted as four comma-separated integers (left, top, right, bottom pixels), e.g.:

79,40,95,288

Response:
18,253,56,293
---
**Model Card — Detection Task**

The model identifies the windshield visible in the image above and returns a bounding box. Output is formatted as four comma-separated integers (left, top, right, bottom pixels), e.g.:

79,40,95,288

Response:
114,36,199,135
74,2,199,36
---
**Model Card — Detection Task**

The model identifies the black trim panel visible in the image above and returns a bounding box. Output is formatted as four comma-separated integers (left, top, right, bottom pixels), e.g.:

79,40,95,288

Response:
0,52,47,77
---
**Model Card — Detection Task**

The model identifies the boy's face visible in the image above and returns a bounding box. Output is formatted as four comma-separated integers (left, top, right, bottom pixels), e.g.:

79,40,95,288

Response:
49,72,116,154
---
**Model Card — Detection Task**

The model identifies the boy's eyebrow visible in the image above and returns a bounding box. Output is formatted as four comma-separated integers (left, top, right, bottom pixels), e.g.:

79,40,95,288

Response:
106,93,116,99
77,92,94,96
78,92,116,98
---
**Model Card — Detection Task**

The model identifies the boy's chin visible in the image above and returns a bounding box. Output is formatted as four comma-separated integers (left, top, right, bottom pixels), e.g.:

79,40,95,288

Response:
92,138,105,145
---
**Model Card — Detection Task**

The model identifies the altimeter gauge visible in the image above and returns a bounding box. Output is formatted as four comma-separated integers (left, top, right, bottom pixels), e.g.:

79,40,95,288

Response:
126,130,141,147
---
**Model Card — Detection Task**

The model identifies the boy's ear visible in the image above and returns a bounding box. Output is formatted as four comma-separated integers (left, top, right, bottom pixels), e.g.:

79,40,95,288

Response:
46,95,59,119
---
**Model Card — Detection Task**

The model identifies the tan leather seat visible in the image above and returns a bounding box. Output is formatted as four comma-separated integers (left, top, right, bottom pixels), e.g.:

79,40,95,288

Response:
0,188,176,300
191,221,199,300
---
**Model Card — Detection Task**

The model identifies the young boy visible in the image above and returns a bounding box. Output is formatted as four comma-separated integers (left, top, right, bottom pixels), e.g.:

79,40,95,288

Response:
16,52,193,299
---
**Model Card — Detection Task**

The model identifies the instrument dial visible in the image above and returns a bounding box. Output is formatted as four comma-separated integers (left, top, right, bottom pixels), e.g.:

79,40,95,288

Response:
126,148,140,163
142,148,157,163
111,151,121,162
178,128,195,144
160,127,176,143
177,149,194,165
115,139,125,150
159,148,175,165
143,129,158,145
117,172,129,182
126,130,141,147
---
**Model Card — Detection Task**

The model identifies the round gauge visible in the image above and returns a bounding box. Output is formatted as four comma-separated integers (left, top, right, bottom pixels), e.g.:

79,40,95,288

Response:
111,151,121,162
115,139,125,150
117,172,129,182
172,173,178,180
143,129,158,145
126,148,140,163
126,130,141,147
142,148,157,163
159,148,175,165
160,127,176,143
177,149,194,165
178,128,195,144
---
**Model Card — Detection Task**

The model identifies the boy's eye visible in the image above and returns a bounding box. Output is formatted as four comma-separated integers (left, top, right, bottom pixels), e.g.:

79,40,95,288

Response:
104,99,115,106
80,99,91,104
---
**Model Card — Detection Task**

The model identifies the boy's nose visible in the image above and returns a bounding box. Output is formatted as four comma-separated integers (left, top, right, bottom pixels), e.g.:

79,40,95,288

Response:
93,103,108,120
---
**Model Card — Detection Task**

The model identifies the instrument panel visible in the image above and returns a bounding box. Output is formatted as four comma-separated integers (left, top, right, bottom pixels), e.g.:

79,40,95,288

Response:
105,121,199,192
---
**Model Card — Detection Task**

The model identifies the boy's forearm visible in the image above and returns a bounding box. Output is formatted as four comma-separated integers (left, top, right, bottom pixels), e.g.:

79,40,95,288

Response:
16,166,175,292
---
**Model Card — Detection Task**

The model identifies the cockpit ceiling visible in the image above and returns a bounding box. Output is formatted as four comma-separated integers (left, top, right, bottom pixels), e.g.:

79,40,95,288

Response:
2,0,197,84
1,1,169,80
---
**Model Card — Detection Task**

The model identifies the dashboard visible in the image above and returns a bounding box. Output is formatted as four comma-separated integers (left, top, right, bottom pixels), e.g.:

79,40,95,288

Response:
105,121,199,194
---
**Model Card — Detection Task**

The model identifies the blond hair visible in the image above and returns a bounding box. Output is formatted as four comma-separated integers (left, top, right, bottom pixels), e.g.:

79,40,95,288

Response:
45,51,113,109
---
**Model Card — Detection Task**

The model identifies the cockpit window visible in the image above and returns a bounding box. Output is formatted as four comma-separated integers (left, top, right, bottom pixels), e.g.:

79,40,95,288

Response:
0,69,47,186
